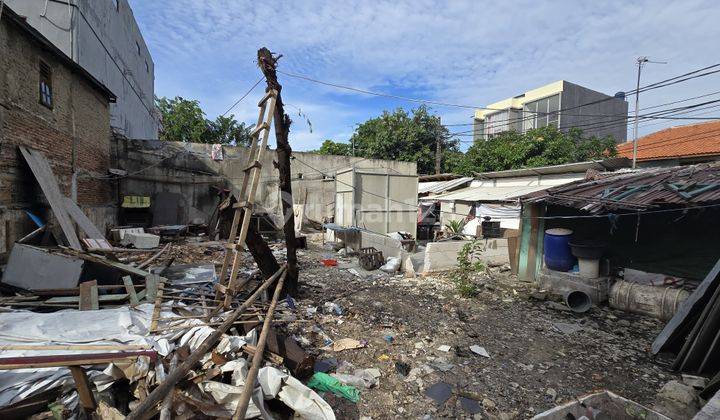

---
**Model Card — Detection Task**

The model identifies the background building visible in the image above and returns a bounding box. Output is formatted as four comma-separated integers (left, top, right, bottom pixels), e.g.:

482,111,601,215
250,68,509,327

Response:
0,6,117,261
6,0,158,139
473,81,628,142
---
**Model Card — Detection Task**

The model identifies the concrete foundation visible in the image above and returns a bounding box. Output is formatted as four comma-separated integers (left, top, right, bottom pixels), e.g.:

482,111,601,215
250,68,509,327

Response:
537,269,611,305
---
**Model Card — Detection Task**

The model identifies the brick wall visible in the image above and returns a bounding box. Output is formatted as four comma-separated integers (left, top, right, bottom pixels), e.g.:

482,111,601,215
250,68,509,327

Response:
0,15,115,257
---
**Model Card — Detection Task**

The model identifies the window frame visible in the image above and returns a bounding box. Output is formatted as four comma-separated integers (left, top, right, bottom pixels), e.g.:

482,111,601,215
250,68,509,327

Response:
38,60,53,109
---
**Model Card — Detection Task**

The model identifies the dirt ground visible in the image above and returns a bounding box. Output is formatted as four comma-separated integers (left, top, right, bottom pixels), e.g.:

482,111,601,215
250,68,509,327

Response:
163,239,677,419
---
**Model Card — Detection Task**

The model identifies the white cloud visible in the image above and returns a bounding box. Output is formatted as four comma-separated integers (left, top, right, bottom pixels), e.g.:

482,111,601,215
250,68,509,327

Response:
130,0,720,149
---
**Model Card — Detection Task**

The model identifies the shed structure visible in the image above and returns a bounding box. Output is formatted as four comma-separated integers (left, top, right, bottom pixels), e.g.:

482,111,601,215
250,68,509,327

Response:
335,167,418,236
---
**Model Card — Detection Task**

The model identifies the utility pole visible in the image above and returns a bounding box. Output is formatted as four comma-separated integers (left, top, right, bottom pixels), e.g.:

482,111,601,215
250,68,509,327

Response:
631,56,666,168
435,136,442,175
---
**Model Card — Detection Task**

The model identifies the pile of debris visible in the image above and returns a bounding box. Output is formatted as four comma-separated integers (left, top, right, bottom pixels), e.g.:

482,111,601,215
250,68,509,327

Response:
0,144,332,417
0,260,333,418
652,257,720,401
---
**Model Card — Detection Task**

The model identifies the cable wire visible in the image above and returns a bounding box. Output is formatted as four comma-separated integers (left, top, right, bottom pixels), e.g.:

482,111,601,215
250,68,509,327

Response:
221,77,265,117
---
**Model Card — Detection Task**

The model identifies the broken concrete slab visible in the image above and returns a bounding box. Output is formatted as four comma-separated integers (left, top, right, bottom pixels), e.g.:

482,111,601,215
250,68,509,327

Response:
653,380,700,419
2,244,84,290
125,232,160,249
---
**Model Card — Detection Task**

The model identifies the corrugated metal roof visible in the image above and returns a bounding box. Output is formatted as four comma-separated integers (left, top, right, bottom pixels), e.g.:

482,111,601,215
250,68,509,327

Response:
418,177,473,194
420,184,552,202
474,157,630,179
522,162,720,212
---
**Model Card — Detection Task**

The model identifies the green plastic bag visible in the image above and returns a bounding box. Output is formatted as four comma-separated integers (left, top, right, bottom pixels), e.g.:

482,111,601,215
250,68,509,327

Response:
307,372,360,403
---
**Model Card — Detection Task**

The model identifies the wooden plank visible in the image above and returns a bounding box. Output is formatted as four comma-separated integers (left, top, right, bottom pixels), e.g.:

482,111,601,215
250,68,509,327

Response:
145,274,159,301
123,276,139,306
46,293,129,304
149,277,166,332
78,280,97,311
63,248,150,277
19,147,82,250
0,344,150,351
0,350,157,369
64,197,106,239
69,366,97,412
136,289,147,302
90,284,99,310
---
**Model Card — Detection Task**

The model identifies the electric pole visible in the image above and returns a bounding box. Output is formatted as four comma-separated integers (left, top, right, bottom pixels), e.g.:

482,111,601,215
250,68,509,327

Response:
631,56,666,168
435,136,442,175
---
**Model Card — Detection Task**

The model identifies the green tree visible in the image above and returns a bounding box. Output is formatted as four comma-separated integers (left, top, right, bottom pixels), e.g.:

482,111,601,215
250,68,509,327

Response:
157,96,207,142
156,96,253,145
204,115,253,146
315,139,352,156
349,105,458,174
454,126,617,175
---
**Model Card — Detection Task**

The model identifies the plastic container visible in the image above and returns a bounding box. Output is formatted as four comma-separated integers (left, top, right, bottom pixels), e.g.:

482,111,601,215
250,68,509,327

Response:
321,259,338,267
578,257,600,278
543,228,574,272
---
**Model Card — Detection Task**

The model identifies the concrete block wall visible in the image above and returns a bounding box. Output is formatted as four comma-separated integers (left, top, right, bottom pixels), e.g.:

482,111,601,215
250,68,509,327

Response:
114,139,417,227
424,240,470,273
423,238,510,274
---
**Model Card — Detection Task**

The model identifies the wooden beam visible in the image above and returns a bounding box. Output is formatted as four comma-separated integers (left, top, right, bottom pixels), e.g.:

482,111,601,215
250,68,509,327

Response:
123,276,139,306
233,269,287,419
0,350,157,369
79,280,98,311
19,147,82,250
126,265,287,420
69,366,97,413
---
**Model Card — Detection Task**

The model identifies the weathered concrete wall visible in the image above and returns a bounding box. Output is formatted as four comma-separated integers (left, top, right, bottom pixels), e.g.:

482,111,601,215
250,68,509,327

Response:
6,0,158,139
560,81,628,142
0,15,115,259
423,238,510,273
113,139,417,226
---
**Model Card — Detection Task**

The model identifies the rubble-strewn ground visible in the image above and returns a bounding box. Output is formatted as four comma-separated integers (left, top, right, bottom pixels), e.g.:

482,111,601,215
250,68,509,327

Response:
157,239,678,419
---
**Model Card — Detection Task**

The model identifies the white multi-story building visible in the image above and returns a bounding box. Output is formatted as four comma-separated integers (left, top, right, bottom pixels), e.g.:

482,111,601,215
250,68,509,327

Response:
6,0,159,139
474,81,628,142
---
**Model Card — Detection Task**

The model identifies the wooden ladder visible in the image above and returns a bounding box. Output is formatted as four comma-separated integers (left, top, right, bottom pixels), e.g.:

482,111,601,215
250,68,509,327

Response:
216,89,278,307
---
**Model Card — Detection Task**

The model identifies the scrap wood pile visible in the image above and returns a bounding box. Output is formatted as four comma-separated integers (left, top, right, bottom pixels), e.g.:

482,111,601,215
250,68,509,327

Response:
653,257,720,401
0,257,333,419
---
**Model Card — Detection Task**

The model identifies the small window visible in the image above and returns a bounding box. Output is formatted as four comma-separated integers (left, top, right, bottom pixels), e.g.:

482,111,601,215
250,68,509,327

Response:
39,60,53,109
145,60,149,73
136,41,141,56
112,0,119,11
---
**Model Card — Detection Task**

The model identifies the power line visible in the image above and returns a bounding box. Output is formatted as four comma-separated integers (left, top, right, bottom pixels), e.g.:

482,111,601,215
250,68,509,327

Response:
221,77,265,117
290,154,720,222
456,97,720,140
279,63,720,119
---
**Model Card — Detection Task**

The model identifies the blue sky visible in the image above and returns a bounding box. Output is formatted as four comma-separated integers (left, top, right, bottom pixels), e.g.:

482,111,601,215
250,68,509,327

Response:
128,0,720,151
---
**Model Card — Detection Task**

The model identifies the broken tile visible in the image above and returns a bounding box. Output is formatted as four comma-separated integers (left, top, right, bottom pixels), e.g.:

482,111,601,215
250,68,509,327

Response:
424,382,452,406
552,322,584,335
469,345,490,358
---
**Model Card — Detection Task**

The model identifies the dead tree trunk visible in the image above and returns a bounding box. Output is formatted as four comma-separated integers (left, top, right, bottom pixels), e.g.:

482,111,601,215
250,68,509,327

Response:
246,222,281,279
257,47,299,297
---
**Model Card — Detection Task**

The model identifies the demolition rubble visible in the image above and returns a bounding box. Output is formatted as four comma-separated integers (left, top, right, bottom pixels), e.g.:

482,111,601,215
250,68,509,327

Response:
2,15,720,417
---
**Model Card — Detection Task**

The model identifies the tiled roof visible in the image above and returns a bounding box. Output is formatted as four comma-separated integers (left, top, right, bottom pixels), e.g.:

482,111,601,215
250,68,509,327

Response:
617,121,720,161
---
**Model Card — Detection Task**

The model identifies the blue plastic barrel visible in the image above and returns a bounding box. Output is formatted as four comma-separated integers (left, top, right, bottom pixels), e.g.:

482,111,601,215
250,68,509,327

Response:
544,228,575,272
